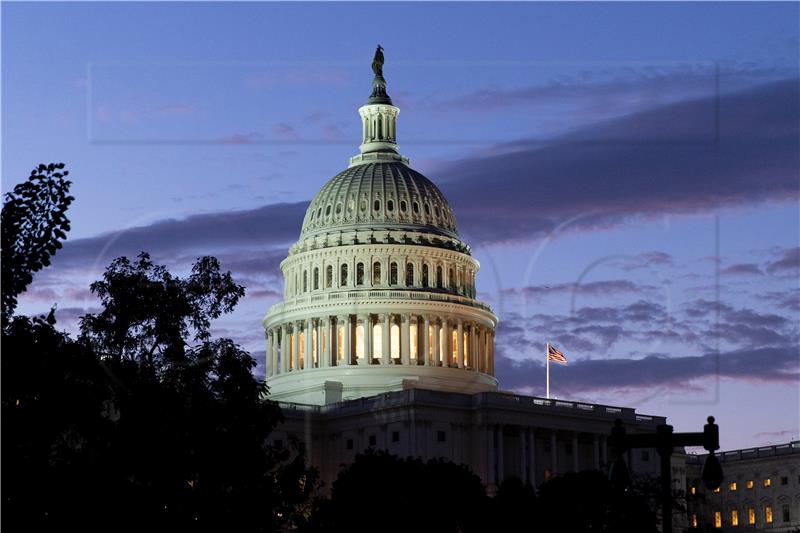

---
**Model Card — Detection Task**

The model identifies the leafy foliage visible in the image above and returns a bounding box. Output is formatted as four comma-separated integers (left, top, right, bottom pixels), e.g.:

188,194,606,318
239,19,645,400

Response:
79,252,245,365
1,163,73,321
302,449,492,533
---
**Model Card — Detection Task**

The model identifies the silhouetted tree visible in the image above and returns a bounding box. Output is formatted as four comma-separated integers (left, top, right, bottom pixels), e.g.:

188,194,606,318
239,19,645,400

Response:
2,166,315,531
2,163,73,322
303,449,491,533
495,477,537,532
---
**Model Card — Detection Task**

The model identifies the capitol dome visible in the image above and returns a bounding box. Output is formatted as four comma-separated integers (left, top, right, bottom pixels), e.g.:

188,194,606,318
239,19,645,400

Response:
263,47,498,405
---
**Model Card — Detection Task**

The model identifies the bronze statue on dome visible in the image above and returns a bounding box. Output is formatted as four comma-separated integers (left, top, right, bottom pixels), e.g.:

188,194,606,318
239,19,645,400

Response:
372,45,384,77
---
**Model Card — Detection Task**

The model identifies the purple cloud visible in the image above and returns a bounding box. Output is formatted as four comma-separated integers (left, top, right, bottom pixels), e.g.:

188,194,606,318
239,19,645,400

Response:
721,263,764,276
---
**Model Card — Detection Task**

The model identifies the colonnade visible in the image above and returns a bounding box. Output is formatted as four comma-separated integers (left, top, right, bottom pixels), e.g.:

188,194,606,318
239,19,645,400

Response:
486,425,609,488
265,313,494,378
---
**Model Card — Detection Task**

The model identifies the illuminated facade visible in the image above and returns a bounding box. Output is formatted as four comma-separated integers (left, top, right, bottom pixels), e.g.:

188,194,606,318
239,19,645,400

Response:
687,441,800,531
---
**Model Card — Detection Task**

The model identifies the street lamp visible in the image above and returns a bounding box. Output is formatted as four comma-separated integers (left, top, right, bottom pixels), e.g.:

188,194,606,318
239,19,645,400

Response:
608,416,722,533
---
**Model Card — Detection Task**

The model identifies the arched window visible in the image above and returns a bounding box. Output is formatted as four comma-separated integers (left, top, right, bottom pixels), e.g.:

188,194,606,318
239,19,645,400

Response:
356,262,364,286
434,206,440,218
335,203,342,214
422,264,429,287
341,263,348,287
387,200,394,212
405,263,414,286
424,204,431,215
390,262,398,285
303,270,308,292
317,207,322,219
313,267,319,290
374,199,381,211
412,201,419,214
326,265,333,288
436,266,443,288
400,200,407,212
373,262,381,285
448,268,455,291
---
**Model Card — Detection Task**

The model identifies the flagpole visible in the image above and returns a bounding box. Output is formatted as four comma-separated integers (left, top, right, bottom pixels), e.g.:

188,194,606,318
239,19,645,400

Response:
546,342,550,399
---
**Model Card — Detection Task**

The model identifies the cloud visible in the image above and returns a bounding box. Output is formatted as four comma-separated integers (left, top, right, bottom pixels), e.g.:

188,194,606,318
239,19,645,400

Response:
503,279,652,300
271,122,299,140
721,263,764,276
48,202,305,272
119,103,192,123
766,246,800,275
437,79,799,244
495,346,799,395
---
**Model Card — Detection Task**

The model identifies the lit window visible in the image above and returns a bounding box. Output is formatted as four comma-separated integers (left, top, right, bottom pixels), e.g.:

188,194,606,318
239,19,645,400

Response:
746,480,753,489
690,485,697,495
714,487,721,493
763,478,771,488
765,506,773,524
714,511,722,528
729,482,737,491
748,507,755,525
692,514,698,528
731,509,739,526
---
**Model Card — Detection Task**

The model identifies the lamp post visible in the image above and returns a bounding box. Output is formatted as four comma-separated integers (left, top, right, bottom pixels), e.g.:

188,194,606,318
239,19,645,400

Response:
608,416,722,533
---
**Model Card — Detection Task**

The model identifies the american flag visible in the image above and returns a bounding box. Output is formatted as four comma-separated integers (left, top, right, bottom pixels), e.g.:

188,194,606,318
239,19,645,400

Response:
547,343,567,364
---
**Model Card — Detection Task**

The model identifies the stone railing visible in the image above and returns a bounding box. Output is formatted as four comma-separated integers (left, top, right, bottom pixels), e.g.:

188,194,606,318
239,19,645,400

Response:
687,441,800,463
265,288,494,319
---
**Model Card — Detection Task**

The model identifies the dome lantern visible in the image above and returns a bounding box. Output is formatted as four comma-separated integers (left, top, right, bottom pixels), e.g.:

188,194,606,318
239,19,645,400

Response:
350,45,408,167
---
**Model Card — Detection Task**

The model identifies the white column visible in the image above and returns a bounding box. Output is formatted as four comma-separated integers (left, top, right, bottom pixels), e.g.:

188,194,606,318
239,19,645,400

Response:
431,318,440,366
304,318,312,370
323,317,332,368
401,314,411,365
342,315,352,365
315,318,323,368
361,314,371,365
266,330,273,377
572,434,579,472
422,315,430,366
381,314,390,365
442,319,451,367
471,325,479,372
331,316,339,366
457,319,464,369
529,428,537,486
280,325,288,373
489,330,495,375
292,322,300,371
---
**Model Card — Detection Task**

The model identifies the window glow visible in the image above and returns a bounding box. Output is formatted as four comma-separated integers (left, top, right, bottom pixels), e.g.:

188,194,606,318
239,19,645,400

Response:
690,486,696,495
729,482,737,491
714,487,721,493
410,322,418,359
312,329,318,366
356,325,364,359
373,324,382,358
731,509,738,526
338,326,344,360
299,332,305,368
746,480,753,489
765,506,773,524
763,478,771,487
748,507,755,525
452,330,458,362
714,511,721,528
391,324,400,359
692,514,697,528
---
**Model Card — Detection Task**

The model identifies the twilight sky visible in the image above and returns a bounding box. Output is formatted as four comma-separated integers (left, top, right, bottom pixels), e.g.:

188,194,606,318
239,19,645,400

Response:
3,2,798,451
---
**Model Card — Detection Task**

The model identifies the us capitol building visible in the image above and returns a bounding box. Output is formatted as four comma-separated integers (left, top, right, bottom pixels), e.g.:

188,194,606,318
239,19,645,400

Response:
260,48,799,530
